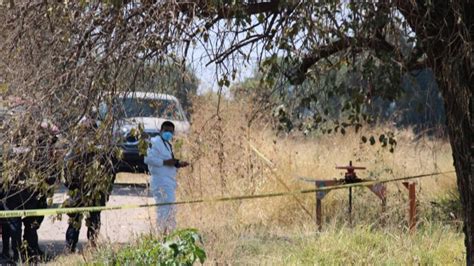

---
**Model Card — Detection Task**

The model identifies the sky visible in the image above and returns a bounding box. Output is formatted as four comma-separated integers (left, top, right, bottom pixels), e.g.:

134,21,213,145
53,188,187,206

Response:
183,20,267,96
188,54,256,96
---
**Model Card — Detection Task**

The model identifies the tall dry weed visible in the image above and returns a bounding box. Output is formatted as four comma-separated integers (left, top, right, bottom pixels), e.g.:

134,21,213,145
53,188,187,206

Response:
170,94,457,263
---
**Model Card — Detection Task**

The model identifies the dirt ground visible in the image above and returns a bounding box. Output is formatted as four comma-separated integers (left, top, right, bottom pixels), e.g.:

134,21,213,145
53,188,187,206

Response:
1,174,157,262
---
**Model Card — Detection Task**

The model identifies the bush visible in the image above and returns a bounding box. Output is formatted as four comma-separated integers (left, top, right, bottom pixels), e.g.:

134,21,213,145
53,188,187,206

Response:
98,229,206,265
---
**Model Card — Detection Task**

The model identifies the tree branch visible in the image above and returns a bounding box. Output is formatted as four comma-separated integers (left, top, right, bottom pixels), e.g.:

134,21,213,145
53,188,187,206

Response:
286,36,394,85
178,0,283,19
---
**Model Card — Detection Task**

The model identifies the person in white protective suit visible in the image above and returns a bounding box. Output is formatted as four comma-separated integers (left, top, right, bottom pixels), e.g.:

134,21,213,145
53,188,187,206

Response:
144,121,189,233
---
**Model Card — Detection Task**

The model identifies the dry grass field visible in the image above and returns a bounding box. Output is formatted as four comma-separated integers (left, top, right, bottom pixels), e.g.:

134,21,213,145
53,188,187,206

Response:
54,95,464,264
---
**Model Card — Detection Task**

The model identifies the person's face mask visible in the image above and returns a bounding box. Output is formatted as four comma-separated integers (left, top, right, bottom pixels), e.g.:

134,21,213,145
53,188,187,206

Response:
161,131,173,141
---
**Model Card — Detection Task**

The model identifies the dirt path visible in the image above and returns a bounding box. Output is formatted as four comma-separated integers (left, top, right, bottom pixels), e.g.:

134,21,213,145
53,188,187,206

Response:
1,174,157,262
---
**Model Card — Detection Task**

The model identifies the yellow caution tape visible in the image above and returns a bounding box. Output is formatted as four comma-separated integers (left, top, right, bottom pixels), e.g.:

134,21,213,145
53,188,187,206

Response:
247,141,313,218
0,171,455,219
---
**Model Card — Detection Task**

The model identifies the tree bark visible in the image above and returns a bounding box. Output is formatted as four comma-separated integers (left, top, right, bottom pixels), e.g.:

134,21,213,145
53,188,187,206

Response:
430,22,473,264
430,7,473,264
437,65,473,265
397,1,473,262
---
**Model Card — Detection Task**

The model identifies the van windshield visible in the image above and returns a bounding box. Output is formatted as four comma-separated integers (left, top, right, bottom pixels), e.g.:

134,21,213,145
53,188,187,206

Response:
115,98,184,121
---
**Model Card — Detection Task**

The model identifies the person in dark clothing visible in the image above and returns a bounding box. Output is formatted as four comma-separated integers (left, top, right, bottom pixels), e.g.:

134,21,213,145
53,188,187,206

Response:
4,172,56,261
1,136,12,260
4,183,31,261
1,226,11,260
21,191,49,257
64,185,110,251
3,186,54,261
22,123,59,259
0,189,12,259
1,221,11,259
2,121,59,261
0,128,27,261
64,117,115,252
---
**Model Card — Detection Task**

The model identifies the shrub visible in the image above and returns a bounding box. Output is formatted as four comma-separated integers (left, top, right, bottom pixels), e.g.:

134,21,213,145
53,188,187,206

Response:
98,229,206,265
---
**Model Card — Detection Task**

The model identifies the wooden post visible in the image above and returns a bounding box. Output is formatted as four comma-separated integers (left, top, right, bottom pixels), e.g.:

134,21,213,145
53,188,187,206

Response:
308,180,339,231
408,183,417,232
381,198,387,226
316,183,322,231
316,198,322,231
348,187,352,226
403,182,417,232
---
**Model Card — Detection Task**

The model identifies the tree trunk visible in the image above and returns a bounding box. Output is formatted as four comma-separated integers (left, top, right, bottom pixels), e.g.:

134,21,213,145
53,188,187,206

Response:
398,1,473,262
435,57,473,265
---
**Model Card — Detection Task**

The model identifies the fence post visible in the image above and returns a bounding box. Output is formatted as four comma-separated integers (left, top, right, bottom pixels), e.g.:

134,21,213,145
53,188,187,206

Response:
403,182,417,232
316,197,322,231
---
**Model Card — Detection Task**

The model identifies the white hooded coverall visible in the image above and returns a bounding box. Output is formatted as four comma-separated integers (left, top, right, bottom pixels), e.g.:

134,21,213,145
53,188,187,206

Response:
144,135,177,232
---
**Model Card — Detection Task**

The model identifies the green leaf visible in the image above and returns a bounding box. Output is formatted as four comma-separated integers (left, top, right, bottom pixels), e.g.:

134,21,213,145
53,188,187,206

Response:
389,137,397,146
195,248,207,263
379,134,385,142
217,79,224,87
369,136,376,145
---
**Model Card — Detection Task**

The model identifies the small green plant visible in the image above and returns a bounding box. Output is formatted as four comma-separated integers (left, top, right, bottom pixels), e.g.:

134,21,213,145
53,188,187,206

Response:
101,229,206,265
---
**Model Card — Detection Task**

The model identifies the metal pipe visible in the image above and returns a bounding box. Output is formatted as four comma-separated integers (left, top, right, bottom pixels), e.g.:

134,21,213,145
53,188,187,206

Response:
348,187,352,226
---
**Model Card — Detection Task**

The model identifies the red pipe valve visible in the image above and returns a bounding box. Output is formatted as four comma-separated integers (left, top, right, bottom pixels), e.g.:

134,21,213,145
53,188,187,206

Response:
336,161,365,182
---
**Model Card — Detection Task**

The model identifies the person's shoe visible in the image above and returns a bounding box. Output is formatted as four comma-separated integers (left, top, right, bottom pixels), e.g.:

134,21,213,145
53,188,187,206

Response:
65,241,77,253
1,249,10,257
22,248,49,263
0,252,12,260
34,248,44,257
21,246,44,262
88,239,97,249
0,253,15,265
12,251,19,262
